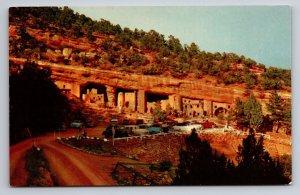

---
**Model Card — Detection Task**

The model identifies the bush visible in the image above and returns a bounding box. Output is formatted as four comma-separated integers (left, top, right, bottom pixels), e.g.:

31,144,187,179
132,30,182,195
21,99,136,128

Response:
261,78,282,90
159,160,172,172
244,72,257,88
25,146,56,186
142,65,163,75
279,154,292,180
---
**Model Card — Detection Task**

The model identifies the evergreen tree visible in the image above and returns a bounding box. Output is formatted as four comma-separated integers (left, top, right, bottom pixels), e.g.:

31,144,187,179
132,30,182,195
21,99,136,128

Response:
10,61,69,144
266,91,285,133
186,42,200,57
233,94,263,130
168,35,183,54
233,98,249,129
173,130,234,185
283,99,292,134
236,129,289,184
244,93,263,130
244,72,257,89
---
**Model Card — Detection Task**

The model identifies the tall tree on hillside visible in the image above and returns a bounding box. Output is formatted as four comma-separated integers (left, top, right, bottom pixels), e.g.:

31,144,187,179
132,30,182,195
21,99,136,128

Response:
10,61,69,144
233,94,263,130
236,129,289,184
244,72,257,89
232,98,249,129
244,93,263,130
168,35,183,55
266,91,285,133
186,42,200,57
173,130,235,185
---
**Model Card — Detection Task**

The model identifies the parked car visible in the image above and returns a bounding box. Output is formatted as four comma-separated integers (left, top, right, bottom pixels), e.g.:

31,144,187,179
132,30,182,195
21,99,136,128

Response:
200,121,216,129
132,124,148,135
136,119,144,125
102,125,129,138
147,124,162,134
119,125,138,135
172,122,202,134
70,120,83,128
161,120,178,133
110,119,118,125
145,119,155,127
122,119,130,125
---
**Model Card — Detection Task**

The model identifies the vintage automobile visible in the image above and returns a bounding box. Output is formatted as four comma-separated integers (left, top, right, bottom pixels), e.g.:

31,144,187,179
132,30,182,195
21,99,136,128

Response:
132,124,148,135
147,124,162,134
122,119,130,125
172,121,202,133
145,119,155,127
70,120,83,128
102,125,129,138
110,118,119,125
161,120,178,133
200,121,216,129
135,119,144,125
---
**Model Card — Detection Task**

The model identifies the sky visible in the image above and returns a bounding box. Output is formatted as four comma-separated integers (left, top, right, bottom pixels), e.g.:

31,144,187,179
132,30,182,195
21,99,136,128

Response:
71,6,291,69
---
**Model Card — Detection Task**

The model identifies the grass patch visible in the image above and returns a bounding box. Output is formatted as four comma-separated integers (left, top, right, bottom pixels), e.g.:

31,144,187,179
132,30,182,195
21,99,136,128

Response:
25,146,57,186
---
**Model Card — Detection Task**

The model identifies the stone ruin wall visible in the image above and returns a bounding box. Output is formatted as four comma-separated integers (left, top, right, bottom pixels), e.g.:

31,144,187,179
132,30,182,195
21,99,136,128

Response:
9,57,292,117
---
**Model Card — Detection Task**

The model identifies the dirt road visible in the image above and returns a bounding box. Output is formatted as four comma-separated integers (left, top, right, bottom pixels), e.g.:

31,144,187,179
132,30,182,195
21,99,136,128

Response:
10,128,132,186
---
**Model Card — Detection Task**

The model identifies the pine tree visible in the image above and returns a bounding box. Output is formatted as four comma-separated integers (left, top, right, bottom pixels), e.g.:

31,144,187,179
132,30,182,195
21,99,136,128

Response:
233,98,249,129
173,130,233,185
244,93,263,130
236,129,289,184
10,61,69,144
267,91,285,133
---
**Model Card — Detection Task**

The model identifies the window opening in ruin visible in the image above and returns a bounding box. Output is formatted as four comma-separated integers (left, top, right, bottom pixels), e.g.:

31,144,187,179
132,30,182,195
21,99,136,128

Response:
81,83,108,103
115,88,136,109
214,107,227,117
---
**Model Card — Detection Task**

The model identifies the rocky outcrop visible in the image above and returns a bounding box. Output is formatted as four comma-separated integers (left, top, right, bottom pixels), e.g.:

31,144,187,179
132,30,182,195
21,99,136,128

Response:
10,57,291,109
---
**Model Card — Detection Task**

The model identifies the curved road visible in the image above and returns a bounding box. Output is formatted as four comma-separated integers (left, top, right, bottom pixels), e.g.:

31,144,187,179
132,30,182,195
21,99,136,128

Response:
10,129,132,186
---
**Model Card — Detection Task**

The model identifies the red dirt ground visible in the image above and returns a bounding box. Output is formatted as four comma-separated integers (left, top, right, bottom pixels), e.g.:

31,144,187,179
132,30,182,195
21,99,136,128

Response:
10,128,135,186
10,128,291,186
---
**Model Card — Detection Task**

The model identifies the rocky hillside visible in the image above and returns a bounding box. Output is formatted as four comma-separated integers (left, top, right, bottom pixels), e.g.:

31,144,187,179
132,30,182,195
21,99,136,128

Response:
9,7,291,92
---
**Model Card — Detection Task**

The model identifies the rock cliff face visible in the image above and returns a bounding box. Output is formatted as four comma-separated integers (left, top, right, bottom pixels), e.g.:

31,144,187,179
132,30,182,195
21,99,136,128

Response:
10,57,291,115
10,57,233,102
